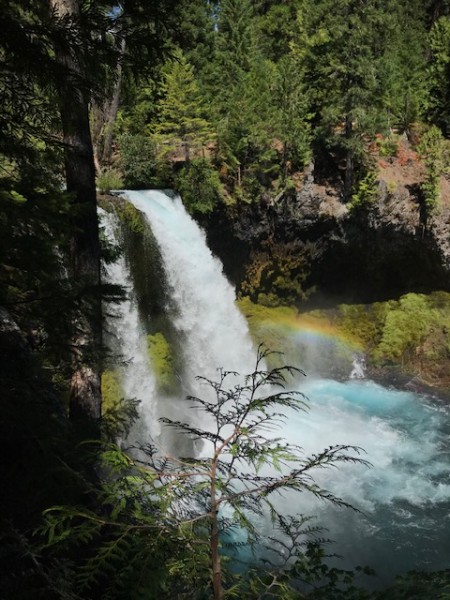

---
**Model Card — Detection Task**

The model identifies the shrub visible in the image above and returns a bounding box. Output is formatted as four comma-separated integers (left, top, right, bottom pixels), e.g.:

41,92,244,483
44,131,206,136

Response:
376,134,398,157
417,125,449,214
96,168,123,194
119,134,164,188
350,170,378,209
373,293,439,364
175,158,222,214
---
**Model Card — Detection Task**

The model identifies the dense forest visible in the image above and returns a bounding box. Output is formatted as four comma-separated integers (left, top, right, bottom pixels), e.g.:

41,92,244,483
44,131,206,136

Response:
2,0,450,598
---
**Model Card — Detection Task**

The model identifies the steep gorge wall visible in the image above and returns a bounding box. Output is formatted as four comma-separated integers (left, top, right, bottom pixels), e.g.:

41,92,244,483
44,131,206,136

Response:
202,167,450,307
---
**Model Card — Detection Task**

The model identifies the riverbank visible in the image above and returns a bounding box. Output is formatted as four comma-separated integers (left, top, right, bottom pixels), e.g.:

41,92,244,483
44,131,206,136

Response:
237,294,450,398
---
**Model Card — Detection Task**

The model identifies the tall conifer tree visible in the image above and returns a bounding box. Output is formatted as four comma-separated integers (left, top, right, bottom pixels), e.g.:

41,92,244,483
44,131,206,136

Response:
154,50,215,160
296,0,390,196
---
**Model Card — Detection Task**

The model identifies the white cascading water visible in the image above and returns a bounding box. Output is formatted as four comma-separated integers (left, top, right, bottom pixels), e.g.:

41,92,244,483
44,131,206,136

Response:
123,190,257,394
105,193,450,586
100,209,160,442
349,353,366,379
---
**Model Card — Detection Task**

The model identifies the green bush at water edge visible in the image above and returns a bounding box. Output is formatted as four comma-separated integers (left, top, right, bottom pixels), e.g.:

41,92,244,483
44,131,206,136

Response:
238,292,450,385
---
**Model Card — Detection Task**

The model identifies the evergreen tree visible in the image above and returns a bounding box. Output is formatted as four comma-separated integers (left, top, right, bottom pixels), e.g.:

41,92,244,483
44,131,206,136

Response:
175,0,218,75
428,15,450,134
274,53,312,178
40,349,369,599
381,0,428,133
253,0,304,61
49,0,102,424
296,0,391,197
154,50,215,160
215,0,255,85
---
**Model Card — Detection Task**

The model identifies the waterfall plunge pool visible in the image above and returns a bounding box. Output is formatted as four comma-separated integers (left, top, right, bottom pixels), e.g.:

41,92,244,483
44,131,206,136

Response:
270,378,450,587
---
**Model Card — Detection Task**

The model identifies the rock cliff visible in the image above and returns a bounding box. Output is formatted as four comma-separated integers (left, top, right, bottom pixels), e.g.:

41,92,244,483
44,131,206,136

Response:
203,162,450,306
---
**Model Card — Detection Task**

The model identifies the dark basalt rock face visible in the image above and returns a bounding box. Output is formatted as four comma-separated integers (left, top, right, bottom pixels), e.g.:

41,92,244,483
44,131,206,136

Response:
313,182,450,304
201,173,450,306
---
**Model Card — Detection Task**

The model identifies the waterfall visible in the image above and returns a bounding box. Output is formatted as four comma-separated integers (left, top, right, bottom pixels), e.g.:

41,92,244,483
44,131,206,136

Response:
349,353,366,379
103,194,450,584
122,190,257,394
100,209,160,442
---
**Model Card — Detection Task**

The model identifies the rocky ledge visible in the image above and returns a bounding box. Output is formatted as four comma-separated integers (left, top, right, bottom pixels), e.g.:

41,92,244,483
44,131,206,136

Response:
203,162,450,306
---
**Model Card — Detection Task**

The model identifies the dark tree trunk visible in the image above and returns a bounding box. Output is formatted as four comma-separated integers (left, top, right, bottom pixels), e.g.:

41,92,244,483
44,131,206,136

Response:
101,38,125,165
49,0,102,424
91,101,105,175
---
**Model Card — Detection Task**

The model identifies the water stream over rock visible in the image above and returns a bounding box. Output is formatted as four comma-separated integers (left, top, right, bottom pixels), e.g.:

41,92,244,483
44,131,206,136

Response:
104,191,450,586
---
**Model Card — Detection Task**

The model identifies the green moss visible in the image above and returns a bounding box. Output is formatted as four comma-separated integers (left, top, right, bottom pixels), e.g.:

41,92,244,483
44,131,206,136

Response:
336,302,391,350
146,332,177,394
333,292,450,384
116,201,146,234
373,293,440,364
101,370,124,411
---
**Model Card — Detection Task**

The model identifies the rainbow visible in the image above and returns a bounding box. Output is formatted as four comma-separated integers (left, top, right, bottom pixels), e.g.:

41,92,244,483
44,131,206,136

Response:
257,312,364,353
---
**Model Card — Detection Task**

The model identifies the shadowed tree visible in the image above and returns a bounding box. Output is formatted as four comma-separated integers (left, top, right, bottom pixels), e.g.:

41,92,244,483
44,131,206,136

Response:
49,0,102,425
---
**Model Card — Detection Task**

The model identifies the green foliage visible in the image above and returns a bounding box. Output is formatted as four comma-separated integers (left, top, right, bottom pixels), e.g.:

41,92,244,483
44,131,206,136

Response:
417,125,449,213
39,442,210,599
381,0,428,132
206,0,305,196
39,349,370,599
115,201,146,234
374,569,450,600
294,0,391,192
373,293,440,364
428,15,450,134
335,292,450,378
337,303,391,351
101,370,124,410
119,134,163,189
273,54,313,177
0,183,78,380
376,134,399,157
153,50,215,160
244,528,374,599
97,168,124,194
146,332,177,394
253,0,303,62
175,158,223,214
350,170,379,210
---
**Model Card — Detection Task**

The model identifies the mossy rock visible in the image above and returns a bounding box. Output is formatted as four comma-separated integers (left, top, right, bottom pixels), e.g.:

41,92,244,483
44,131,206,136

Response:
240,243,311,307
101,369,124,411
146,332,178,395
115,201,146,234
238,296,297,351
